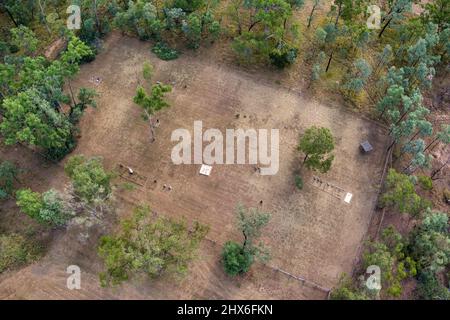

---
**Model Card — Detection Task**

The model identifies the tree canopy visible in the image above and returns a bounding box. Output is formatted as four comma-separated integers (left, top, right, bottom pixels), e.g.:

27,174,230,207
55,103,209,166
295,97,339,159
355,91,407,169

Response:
98,205,209,285
298,126,335,173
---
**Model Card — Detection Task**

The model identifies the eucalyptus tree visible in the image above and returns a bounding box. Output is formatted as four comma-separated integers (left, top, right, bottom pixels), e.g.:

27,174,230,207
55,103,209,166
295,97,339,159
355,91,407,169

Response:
307,0,321,28
344,58,372,93
10,26,38,56
114,0,162,40
230,0,300,67
378,0,414,38
0,36,96,159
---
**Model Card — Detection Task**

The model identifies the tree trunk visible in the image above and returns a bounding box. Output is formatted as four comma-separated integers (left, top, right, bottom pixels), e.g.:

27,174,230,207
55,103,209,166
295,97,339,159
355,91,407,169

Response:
302,154,309,166
248,19,260,32
68,80,77,108
242,231,248,250
38,0,51,35
387,138,397,152
4,8,19,27
94,0,102,35
424,136,439,153
431,158,449,180
307,3,318,29
325,51,333,72
378,17,392,38
397,130,421,159
334,3,342,27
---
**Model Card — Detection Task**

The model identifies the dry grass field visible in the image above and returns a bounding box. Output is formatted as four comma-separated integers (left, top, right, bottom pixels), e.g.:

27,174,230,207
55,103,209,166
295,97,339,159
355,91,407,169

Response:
0,32,389,299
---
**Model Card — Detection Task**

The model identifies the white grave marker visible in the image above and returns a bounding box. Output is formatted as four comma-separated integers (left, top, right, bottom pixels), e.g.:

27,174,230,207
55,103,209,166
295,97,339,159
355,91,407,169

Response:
344,192,353,204
199,164,212,176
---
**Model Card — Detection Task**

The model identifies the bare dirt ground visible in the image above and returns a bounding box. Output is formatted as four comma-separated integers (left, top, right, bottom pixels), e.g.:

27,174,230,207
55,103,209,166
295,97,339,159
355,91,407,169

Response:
0,32,388,299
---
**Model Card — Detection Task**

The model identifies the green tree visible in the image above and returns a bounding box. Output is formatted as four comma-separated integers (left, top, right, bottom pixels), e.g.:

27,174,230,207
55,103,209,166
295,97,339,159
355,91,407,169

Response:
98,205,209,285
74,0,118,45
421,0,450,32
409,210,450,273
230,0,299,67
380,169,430,216
0,1,35,27
344,58,372,93
307,0,321,28
330,274,369,300
64,155,113,204
417,269,450,300
362,226,416,298
222,204,270,276
10,25,38,55
114,0,162,40
0,36,96,160
378,0,413,38
142,61,154,82
134,82,172,142
0,161,19,200
16,188,68,227
168,0,206,13
222,241,254,276
182,10,221,49
0,89,73,154
298,126,335,173
134,83,172,118
0,233,40,273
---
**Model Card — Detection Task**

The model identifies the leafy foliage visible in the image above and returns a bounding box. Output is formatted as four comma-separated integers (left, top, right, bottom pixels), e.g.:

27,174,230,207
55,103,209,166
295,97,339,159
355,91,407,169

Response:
417,269,450,300
222,241,254,276
417,175,433,191
230,0,300,67
363,226,417,297
114,0,162,40
380,169,430,216
98,205,209,285
134,83,172,118
151,42,179,60
222,204,270,276
0,233,40,273
294,175,303,190
409,210,450,273
0,161,18,200
298,126,335,173
64,155,113,204
16,188,68,227
0,36,96,160
330,274,369,300
10,25,38,55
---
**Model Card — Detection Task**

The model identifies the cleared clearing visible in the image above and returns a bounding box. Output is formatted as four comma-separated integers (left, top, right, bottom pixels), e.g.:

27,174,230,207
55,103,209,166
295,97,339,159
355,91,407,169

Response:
0,32,388,299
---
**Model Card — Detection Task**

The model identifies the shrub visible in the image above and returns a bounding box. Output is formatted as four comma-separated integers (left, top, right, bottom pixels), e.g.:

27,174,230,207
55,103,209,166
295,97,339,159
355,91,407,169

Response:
443,188,450,205
269,47,298,69
98,205,208,286
298,126,335,173
221,204,270,276
0,161,18,200
380,169,430,216
64,155,113,204
330,274,368,300
16,189,68,227
151,42,179,60
417,270,450,300
0,233,39,273
418,175,433,190
222,241,253,276
295,175,303,190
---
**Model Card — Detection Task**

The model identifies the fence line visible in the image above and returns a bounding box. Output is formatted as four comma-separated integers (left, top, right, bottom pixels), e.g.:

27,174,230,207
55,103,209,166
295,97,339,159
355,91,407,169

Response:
16,143,331,297
200,235,331,294
350,140,393,278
